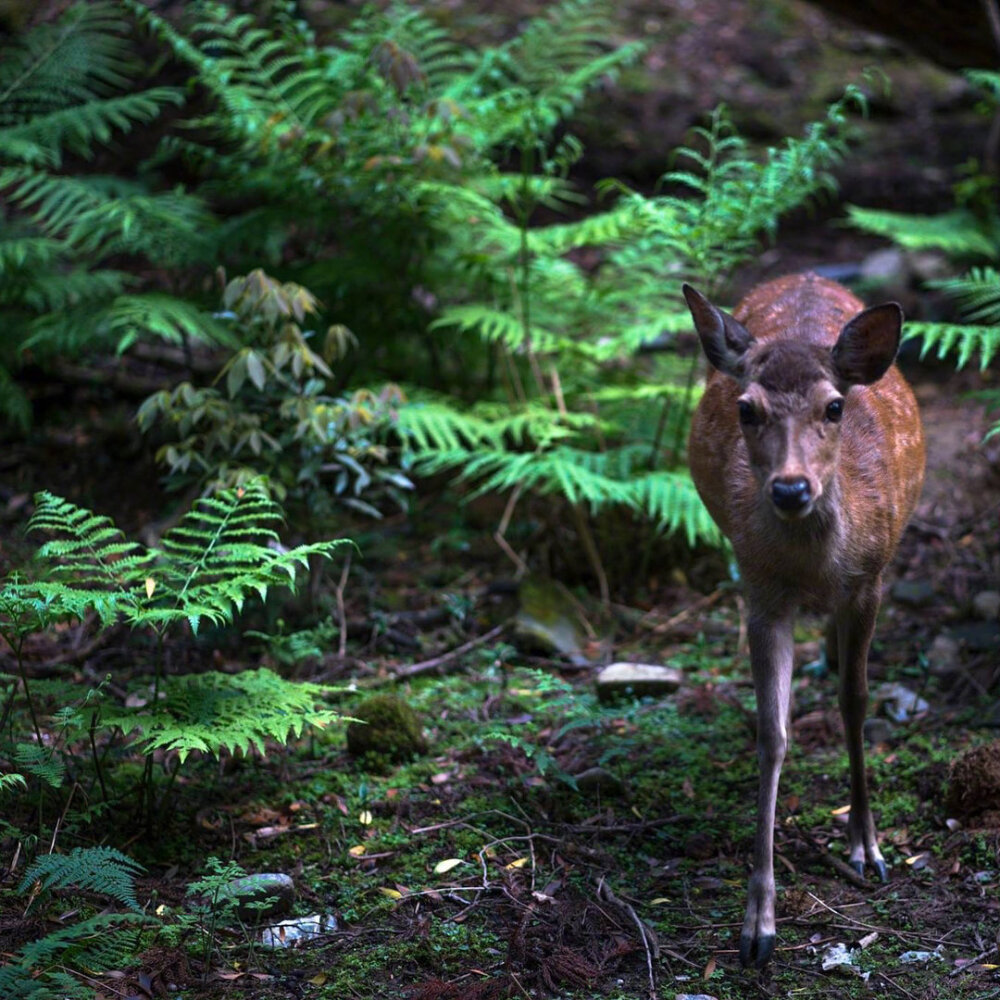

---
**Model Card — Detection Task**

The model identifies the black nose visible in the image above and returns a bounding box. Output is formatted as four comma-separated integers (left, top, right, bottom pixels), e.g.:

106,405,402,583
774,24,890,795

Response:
771,477,811,511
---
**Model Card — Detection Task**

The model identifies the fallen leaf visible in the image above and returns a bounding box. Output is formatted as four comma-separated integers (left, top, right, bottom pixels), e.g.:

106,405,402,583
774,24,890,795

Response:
703,954,717,979
380,887,403,899
434,858,464,874
505,857,528,870
348,845,366,857
145,577,156,598
359,809,373,825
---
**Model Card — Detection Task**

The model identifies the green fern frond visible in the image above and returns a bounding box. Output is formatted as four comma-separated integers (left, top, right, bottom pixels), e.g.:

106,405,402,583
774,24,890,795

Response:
395,400,501,451
0,89,183,167
13,743,65,789
144,483,350,633
626,470,722,546
20,846,145,911
105,668,343,761
846,205,996,257
933,266,1000,324
0,910,154,999
0,3,135,123
905,319,1000,370
29,492,150,602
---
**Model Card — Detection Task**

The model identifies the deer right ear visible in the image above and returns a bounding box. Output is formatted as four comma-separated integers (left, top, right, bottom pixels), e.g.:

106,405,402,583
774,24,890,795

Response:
683,284,753,377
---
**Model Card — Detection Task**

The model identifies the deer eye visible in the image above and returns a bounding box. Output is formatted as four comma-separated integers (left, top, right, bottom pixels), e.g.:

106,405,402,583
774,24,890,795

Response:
738,400,759,426
825,398,844,423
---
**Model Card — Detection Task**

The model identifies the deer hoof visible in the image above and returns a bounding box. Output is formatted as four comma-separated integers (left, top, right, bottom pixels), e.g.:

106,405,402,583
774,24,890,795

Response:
874,858,889,883
849,859,865,877
739,931,776,969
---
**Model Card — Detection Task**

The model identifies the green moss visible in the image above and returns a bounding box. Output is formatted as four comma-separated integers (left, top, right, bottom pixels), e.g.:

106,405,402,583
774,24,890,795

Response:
346,694,428,766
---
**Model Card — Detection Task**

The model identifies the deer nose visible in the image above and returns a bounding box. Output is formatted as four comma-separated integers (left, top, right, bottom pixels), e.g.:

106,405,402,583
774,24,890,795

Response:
771,477,811,511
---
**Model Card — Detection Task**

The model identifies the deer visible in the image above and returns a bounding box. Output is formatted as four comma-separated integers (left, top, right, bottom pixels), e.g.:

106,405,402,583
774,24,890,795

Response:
682,272,925,969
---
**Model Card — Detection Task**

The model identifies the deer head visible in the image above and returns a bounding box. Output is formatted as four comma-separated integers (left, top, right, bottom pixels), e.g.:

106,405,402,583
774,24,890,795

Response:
683,283,903,521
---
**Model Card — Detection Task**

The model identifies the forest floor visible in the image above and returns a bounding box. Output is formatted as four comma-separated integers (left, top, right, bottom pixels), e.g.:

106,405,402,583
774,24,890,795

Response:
2,1,1000,999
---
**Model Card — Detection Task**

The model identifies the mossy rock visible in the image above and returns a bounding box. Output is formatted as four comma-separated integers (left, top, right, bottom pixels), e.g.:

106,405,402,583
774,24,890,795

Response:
346,694,427,766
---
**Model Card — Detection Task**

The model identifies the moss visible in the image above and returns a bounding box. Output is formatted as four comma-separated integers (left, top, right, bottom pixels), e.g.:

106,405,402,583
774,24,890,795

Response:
346,693,427,766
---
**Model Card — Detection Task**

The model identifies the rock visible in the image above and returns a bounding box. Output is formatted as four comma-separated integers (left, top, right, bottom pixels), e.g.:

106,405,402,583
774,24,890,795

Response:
595,662,682,703
873,682,929,723
927,634,961,676
890,579,936,608
573,766,625,798
860,247,910,297
972,591,1000,622
863,717,894,746
675,995,719,1000
946,740,1000,822
220,873,296,922
346,693,427,764
514,576,590,665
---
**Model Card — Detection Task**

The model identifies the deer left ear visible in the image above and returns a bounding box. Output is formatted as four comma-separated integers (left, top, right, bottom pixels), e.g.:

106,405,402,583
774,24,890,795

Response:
832,303,903,386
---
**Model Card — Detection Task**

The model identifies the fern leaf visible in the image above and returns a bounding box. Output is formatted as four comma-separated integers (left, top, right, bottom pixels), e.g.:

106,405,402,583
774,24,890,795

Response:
905,320,1000,370
20,846,145,911
105,668,344,761
846,205,996,257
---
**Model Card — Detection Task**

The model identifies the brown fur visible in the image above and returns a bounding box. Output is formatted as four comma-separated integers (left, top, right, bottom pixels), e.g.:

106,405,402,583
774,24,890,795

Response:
683,272,925,967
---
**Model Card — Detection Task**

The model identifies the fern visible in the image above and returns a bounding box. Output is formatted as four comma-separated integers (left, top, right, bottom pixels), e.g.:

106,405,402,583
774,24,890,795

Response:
0,911,154,1000
30,485,349,635
0,3,227,427
846,205,996,257
103,668,343,761
20,846,145,911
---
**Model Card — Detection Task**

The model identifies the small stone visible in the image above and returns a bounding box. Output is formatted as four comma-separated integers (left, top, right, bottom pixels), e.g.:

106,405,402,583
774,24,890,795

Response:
573,766,625,798
972,591,1000,622
890,579,935,608
595,662,682,703
860,247,909,290
675,995,719,1000
261,912,337,948
927,634,961,676
221,873,296,922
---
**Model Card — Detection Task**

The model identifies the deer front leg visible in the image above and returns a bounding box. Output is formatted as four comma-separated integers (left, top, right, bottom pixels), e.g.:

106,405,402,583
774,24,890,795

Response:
740,611,795,969
835,579,888,882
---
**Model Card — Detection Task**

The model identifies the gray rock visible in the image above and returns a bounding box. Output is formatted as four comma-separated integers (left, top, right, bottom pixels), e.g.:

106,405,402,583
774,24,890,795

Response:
596,662,682,703
927,634,961,676
972,591,1000,622
860,247,909,290
221,873,296,922
891,579,936,608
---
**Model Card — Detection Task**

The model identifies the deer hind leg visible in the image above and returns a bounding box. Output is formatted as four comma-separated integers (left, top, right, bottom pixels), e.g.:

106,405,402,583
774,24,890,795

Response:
835,579,888,882
740,611,795,968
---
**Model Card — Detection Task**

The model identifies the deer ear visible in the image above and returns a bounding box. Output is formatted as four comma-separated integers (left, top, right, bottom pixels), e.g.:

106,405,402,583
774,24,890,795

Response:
683,284,753,377
832,303,903,386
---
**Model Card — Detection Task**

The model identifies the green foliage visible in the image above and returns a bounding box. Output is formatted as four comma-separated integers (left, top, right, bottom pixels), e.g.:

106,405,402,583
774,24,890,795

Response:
30,483,349,634
0,2,228,427
103,668,343,761
20,846,144,911
848,71,1000,438
0,912,154,1000
1,484,351,824
137,270,412,524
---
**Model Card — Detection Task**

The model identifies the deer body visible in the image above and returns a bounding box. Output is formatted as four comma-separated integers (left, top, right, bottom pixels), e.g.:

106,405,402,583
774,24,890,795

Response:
683,273,925,968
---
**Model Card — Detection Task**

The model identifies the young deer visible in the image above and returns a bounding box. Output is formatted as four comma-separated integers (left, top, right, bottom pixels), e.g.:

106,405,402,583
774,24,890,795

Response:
683,273,925,968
